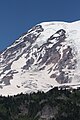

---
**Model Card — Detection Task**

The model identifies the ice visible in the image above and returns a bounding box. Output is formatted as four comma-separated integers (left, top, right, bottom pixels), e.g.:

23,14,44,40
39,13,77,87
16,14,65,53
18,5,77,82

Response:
1,21,80,96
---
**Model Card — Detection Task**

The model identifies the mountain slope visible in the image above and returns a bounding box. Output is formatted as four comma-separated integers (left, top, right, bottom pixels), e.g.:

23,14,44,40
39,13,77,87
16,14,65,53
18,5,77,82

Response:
0,21,80,96
0,88,80,120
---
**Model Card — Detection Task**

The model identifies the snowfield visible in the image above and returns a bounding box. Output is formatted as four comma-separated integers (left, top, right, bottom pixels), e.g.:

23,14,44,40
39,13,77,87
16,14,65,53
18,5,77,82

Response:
0,21,80,96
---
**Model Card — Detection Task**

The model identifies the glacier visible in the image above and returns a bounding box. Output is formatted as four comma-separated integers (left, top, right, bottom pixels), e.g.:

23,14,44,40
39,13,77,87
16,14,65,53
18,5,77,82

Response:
0,21,80,96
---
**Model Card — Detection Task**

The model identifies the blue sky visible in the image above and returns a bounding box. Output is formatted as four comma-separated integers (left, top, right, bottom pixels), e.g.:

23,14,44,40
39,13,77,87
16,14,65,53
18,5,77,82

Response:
0,0,80,51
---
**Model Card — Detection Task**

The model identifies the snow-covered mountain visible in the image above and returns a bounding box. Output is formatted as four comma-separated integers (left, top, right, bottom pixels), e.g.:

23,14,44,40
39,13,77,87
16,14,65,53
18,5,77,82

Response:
0,21,80,96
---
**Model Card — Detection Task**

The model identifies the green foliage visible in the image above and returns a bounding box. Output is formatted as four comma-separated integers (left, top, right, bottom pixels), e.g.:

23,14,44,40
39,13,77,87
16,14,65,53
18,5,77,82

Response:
0,88,80,119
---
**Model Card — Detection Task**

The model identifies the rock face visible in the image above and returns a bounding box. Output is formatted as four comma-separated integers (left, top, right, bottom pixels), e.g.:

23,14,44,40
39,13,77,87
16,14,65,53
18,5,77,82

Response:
0,21,80,96
39,105,55,120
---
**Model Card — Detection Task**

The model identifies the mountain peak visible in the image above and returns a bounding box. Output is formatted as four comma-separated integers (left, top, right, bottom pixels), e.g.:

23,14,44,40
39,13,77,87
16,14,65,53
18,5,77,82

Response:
0,21,80,96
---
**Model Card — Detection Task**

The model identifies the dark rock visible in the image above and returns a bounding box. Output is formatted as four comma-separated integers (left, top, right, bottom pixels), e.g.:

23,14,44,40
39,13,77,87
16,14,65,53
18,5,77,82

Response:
50,74,56,78
2,76,13,85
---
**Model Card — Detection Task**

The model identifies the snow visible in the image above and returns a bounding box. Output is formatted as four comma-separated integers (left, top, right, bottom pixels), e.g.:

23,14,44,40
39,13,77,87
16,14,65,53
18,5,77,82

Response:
0,68,59,96
1,21,80,96
11,54,27,71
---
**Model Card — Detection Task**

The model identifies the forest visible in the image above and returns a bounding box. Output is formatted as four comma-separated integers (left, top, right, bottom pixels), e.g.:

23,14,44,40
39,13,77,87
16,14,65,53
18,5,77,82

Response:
0,87,80,120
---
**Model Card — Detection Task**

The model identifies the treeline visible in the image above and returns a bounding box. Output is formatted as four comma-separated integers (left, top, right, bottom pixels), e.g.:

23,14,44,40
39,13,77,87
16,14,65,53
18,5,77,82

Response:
0,87,80,120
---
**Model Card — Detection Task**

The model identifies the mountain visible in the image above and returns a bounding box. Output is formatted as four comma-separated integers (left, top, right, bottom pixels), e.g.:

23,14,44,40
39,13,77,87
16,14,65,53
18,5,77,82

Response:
0,21,80,96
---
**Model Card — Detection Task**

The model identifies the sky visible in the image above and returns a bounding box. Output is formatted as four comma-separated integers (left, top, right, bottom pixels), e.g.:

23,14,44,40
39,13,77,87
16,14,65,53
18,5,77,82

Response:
0,0,80,51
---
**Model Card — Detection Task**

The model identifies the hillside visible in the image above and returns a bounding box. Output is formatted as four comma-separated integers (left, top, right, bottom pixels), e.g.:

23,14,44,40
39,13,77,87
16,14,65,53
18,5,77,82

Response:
0,87,80,120
0,21,80,95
